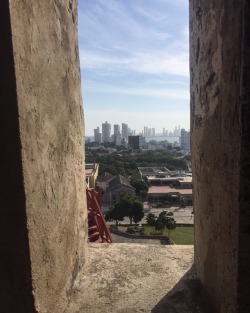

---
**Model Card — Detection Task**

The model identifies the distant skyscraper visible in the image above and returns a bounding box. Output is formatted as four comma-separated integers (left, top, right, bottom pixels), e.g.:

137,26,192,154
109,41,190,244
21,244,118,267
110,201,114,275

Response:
115,132,121,146
114,124,120,134
114,124,120,142
94,127,102,144
122,123,128,140
102,121,111,143
152,128,155,136
128,136,140,150
180,128,190,151
174,126,179,137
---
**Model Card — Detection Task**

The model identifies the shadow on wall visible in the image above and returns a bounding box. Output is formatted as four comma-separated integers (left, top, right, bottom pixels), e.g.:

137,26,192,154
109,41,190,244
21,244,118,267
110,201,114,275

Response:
152,265,207,313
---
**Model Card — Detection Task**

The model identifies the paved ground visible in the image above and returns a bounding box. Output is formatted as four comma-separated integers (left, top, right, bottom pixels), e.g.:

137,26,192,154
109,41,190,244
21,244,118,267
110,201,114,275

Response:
150,206,194,225
108,206,194,226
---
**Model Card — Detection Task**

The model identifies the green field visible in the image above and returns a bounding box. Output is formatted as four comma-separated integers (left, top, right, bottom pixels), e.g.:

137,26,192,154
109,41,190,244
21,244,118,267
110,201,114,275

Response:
168,226,194,245
140,225,194,245
117,225,194,245
142,226,194,245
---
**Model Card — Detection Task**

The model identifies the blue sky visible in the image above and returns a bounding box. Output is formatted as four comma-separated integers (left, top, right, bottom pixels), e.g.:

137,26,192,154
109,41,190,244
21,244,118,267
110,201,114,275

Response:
78,0,189,136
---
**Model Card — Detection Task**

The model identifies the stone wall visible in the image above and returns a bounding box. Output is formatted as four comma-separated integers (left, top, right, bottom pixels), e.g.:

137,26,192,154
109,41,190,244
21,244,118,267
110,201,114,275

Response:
190,1,250,312
0,1,87,312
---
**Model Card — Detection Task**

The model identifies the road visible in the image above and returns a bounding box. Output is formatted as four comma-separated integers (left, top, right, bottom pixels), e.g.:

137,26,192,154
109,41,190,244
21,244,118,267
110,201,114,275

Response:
112,206,194,225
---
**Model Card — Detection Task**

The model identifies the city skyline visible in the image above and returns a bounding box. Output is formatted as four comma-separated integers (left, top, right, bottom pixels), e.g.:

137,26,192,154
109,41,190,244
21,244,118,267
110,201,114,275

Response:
92,120,187,139
78,1,190,136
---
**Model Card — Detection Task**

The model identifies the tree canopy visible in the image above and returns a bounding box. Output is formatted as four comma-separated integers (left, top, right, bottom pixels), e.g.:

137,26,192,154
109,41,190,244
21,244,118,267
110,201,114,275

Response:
105,196,144,225
105,205,125,225
146,213,157,230
146,211,177,236
130,179,149,196
85,148,188,177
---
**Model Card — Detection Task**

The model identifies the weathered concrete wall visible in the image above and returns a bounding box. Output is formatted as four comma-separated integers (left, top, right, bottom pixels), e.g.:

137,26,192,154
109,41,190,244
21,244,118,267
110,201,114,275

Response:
67,244,199,313
191,1,250,312
0,1,87,312
0,2,36,312
238,3,250,312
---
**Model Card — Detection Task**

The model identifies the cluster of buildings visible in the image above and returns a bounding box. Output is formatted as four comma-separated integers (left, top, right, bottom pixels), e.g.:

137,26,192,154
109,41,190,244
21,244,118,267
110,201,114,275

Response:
163,125,181,137
94,121,133,146
85,163,192,210
93,121,190,152
138,167,192,205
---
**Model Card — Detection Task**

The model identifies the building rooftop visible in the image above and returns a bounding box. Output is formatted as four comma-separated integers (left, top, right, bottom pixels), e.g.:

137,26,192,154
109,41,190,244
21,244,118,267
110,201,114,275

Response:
148,186,193,195
108,175,135,190
85,168,94,175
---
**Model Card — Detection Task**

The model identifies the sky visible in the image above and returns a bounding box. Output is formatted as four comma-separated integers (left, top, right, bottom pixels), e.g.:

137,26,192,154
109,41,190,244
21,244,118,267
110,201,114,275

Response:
78,0,189,136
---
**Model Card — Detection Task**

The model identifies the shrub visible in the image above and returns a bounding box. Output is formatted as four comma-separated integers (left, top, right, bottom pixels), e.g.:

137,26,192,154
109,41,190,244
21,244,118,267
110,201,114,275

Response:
126,226,136,234
167,212,174,216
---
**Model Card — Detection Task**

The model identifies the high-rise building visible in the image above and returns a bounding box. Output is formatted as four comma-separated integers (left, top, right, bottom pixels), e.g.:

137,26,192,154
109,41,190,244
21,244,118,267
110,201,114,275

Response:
114,124,120,142
128,136,140,150
180,128,190,151
115,132,121,146
128,135,147,150
122,123,128,140
102,121,111,143
94,127,102,144
152,128,155,137
174,126,179,137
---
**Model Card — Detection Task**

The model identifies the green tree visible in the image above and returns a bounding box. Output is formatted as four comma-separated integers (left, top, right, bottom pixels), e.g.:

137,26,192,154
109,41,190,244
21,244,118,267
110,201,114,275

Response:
155,219,165,234
165,217,177,236
155,211,168,234
130,179,149,196
180,195,187,207
105,205,125,225
117,197,144,225
153,211,177,236
146,213,157,231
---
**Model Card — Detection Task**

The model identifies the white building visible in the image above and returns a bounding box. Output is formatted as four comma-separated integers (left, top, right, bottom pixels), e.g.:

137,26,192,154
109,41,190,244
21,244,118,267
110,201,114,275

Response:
113,124,120,144
94,127,102,144
102,121,111,143
122,123,128,140
180,128,190,151
115,132,121,146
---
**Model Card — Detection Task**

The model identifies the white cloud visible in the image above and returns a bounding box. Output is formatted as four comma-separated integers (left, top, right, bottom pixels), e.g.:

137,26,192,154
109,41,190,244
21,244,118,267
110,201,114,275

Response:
82,80,189,101
78,1,190,135
158,0,189,8
80,50,189,77
132,4,170,23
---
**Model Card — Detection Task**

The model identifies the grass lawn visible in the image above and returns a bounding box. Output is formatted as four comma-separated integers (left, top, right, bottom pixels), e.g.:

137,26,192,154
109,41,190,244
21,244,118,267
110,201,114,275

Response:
116,224,194,245
168,227,194,245
143,225,194,245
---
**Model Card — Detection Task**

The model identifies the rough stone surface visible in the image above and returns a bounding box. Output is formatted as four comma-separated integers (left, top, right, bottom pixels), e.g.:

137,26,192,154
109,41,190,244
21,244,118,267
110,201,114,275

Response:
238,3,250,312
0,2,36,312
67,244,206,313
0,1,87,312
190,1,250,312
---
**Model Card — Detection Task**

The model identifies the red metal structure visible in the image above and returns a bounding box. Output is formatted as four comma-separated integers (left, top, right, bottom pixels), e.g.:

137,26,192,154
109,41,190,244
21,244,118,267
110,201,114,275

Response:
86,188,112,243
